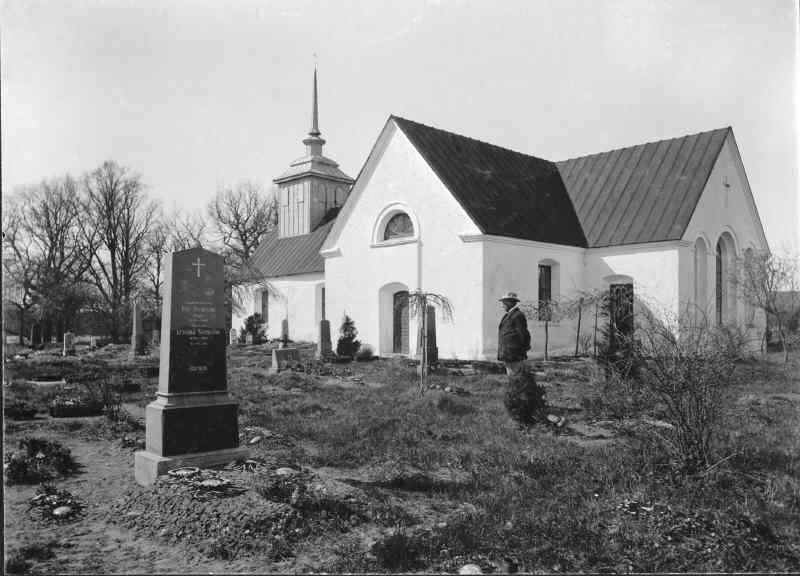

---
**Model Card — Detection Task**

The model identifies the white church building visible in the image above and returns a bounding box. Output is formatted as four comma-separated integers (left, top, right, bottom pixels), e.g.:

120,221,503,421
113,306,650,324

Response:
233,72,769,360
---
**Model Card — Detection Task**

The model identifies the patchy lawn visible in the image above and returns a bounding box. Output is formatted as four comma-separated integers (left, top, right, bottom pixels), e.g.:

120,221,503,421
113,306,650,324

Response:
4,345,799,573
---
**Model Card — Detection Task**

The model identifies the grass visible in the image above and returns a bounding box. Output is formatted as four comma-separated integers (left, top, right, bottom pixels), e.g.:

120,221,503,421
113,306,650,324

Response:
4,345,798,572
229,352,800,572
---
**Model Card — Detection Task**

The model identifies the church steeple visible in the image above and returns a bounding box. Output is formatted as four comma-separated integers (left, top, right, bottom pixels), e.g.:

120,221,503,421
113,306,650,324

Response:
273,65,355,239
303,67,326,157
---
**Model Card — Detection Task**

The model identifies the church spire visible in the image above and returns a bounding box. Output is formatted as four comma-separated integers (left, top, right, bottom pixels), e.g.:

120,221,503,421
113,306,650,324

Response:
310,66,320,137
303,65,326,156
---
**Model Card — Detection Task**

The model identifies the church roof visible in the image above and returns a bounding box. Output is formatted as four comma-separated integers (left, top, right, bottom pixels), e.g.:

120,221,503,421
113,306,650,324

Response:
248,219,334,277
392,116,588,247
556,127,730,247
273,154,354,184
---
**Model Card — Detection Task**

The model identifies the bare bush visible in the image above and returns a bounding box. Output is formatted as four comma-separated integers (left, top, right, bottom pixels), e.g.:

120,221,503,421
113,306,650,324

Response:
622,316,740,473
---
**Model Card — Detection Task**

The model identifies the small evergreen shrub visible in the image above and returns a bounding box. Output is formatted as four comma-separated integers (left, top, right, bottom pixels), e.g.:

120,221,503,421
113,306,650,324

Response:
240,313,266,344
504,369,547,426
336,315,361,358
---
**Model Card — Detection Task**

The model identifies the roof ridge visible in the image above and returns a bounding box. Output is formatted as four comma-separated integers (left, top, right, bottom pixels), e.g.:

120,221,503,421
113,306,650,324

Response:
556,126,731,164
390,115,553,164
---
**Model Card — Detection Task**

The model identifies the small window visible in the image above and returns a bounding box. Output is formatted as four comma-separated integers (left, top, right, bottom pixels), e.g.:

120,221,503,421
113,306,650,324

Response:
383,213,414,240
538,264,552,321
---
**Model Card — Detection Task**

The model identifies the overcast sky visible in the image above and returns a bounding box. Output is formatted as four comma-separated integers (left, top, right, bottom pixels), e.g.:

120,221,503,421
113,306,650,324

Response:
2,0,798,252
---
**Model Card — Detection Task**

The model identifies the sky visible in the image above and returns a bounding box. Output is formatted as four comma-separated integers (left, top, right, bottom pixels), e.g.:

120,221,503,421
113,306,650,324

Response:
2,0,798,252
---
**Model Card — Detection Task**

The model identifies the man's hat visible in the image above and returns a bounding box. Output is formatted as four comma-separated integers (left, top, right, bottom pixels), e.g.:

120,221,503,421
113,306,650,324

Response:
499,291,520,302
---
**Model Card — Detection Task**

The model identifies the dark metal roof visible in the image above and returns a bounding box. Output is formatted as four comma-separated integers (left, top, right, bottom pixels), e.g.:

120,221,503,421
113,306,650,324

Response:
392,116,588,247
248,220,333,278
556,127,730,247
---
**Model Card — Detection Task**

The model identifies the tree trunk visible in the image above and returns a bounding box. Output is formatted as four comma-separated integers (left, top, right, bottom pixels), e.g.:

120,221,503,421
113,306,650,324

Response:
574,305,582,357
593,303,599,358
778,326,789,363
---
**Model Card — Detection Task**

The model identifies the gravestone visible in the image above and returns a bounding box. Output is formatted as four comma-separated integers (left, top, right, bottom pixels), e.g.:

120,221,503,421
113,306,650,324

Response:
151,328,160,347
130,302,146,358
229,328,238,346
62,332,76,356
30,325,42,349
280,318,289,348
135,247,247,486
272,348,300,372
317,319,332,358
245,333,253,345
417,306,438,366
89,336,97,349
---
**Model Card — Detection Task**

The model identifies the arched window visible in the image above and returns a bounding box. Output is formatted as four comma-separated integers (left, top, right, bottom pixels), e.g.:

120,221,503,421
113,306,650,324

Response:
715,232,737,325
383,212,414,240
694,237,708,322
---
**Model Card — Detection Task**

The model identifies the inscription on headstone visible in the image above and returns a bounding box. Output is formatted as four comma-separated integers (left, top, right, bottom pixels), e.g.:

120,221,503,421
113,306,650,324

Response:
135,247,247,486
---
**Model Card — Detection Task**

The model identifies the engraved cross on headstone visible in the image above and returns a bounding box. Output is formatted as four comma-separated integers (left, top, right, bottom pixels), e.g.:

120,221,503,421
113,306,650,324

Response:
192,257,205,278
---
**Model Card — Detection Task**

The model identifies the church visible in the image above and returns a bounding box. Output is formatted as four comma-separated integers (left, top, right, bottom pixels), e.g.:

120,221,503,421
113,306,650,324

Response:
233,71,770,360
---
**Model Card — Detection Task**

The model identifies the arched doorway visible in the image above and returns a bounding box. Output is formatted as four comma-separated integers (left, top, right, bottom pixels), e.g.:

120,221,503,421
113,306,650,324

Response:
379,282,410,356
715,232,737,325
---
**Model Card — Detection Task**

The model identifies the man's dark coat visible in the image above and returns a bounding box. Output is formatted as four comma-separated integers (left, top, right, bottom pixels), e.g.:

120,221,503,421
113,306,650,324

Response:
497,306,531,362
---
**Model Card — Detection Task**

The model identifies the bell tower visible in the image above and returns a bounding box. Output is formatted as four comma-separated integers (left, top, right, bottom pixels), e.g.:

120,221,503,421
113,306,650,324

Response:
274,67,355,238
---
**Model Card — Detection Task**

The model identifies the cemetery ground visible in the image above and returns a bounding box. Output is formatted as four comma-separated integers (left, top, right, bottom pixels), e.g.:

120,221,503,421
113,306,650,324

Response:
3,342,799,574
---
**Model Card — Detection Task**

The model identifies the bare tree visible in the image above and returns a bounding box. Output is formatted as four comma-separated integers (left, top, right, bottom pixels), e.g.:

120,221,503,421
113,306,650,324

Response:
3,178,94,342
737,249,800,362
81,161,157,342
408,290,453,393
143,214,171,314
169,208,211,251
208,181,277,268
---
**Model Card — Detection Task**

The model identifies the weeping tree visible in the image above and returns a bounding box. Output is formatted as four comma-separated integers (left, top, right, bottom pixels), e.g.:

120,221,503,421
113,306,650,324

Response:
560,290,610,358
407,290,454,394
519,298,563,360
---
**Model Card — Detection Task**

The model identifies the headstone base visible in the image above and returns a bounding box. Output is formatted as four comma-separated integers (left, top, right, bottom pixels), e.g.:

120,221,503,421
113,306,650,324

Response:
134,446,249,486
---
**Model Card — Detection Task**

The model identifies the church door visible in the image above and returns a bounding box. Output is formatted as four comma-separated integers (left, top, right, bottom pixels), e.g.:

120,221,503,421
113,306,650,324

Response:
609,283,634,350
393,291,409,354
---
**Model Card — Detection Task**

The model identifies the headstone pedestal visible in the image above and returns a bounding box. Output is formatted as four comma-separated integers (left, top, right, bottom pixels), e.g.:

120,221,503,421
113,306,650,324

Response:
135,248,247,486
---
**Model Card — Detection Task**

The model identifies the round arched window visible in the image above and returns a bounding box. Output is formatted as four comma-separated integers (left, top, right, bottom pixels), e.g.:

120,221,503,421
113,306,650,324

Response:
383,212,414,240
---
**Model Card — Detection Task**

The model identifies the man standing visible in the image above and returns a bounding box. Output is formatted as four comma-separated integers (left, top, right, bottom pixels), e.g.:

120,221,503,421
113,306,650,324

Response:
497,291,531,375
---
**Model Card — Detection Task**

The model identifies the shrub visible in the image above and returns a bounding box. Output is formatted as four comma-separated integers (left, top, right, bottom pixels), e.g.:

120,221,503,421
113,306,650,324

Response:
4,438,79,485
355,344,375,361
240,313,266,344
336,315,361,358
627,319,740,473
4,400,39,420
504,369,547,427
436,394,477,417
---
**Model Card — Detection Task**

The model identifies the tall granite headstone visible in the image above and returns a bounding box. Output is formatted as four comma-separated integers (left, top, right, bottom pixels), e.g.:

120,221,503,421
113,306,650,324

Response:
130,302,146,358
135,247,247,486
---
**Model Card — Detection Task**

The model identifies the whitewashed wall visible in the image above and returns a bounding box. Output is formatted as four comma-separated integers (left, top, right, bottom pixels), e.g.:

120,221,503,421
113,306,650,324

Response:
324,120,484,359
682,133,770,344
478,237,585,359
232,273,323,342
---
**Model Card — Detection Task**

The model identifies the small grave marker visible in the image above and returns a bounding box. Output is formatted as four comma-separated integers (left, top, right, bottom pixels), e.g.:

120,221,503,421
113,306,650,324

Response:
62,332,76,356
317,319,332,358
272,348,300,372
245,333,253,345
229,328,238,346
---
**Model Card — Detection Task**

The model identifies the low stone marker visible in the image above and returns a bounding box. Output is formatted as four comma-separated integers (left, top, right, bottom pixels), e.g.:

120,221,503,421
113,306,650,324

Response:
89,336,97,349
317,319,332,358
62,332,76,356
134,247,247,486
272,348,300,372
